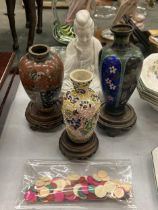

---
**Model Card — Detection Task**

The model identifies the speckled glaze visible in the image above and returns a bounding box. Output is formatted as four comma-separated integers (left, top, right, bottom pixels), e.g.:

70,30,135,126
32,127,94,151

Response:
19,44,64,110
62,69,101,143
99,24,143,114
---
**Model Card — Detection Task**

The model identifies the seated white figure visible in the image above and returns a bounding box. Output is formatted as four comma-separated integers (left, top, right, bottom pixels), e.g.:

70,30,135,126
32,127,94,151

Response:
62,10,102,95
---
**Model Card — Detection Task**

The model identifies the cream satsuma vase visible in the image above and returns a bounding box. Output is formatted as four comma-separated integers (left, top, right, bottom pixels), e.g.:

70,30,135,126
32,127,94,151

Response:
62,69,101,143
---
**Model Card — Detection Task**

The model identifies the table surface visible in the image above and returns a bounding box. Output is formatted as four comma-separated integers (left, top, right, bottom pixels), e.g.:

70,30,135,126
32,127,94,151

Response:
0,80,158,210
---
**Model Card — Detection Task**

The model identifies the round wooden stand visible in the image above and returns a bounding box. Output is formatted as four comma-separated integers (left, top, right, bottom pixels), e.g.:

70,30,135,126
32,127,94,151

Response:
59,130,99,159
98,103,137,137
25,101,63,130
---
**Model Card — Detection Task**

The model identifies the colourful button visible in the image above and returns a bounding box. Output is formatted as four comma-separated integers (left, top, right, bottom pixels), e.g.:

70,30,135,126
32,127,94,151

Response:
88,185,95,193
47,194,55,202
121,183,132,193
38,187,50,198
93,174,102,181
78,187,87,200
39,176,51,182
67,174,80,181
73,184,82,197
104,181,116,193
114,187,125,199
95,185,107,198
24,191,37,203
97,170,108,178
87,192,97,200
54,191,65,202
81,184,89,194
53,179,66,191
35,180,44,187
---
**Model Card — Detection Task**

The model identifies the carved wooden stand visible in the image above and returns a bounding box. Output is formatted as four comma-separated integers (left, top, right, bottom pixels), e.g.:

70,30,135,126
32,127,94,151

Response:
98,103,137,137
59,130,99,159
5,0,43,50
25,100,63,131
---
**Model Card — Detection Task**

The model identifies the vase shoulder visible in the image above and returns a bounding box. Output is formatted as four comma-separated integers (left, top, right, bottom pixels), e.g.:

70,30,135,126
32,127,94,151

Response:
63,88,100,112
101,43,143,60
19,51,64,91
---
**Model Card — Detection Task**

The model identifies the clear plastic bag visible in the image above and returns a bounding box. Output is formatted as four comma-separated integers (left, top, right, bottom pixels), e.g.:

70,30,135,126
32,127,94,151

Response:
15,160,137,210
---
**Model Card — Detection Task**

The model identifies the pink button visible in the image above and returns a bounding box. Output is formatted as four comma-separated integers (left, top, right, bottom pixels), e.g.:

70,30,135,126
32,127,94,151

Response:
87,176,99,186
24,191,37,203
54,191,65,202
65,194,77,201
81,184,89,194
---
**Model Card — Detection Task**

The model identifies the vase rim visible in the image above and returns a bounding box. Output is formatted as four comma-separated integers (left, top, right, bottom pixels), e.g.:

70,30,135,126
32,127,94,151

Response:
111,24,133,35
28,44,50,57
70,69,93,83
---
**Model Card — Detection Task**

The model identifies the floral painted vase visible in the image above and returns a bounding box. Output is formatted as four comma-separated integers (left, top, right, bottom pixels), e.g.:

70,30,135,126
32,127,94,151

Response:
99,24,143,115
62,69,101,143
19,44,64,111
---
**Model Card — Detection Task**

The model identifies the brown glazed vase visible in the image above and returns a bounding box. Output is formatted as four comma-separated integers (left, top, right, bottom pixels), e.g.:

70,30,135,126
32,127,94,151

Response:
19,44,64,130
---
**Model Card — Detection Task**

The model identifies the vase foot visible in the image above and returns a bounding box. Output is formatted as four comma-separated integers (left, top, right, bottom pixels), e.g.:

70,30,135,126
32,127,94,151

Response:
98,103,137,137
25,101,63,130
59,130,99,159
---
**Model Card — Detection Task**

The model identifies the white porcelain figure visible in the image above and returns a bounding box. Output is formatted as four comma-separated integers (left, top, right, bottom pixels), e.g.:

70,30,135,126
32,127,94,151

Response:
65,0,95,25
63,10,102,96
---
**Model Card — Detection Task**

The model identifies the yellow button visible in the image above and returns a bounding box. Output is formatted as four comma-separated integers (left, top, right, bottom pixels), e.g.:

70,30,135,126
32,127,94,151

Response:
97,170,108,178
121,183,132,193
39,176,51,182
38,187,50,198
95,185,107,198
73,184,82,197
93,174,102,181
67,174,80,181
104,181,116,193
114,187,125,199
53,179,66,191
35,180,45,187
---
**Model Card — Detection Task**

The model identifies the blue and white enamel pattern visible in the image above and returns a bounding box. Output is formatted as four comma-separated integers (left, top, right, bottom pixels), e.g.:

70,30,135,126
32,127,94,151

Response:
100,55,122,107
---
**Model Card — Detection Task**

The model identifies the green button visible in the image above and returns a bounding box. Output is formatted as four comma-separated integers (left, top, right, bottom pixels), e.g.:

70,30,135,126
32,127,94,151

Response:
88,185,95,193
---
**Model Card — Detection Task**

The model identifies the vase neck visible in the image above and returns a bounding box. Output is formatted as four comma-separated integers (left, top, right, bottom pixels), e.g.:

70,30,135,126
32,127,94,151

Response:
111,24,133,48
28,44,50,62
113,35,130,47
70,69,93,94
73,81,90,94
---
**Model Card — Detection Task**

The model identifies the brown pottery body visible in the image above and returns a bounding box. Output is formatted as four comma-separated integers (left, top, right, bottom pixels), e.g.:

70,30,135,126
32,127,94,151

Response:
19,44,64,111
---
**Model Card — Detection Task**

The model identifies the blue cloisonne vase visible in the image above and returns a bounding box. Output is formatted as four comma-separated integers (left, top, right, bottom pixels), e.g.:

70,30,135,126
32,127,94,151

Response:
99,24,143,115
